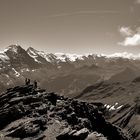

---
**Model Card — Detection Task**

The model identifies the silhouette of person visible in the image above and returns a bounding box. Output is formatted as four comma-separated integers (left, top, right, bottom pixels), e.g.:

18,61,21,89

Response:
25,78,28,85
27,79,30,85
25,78,31,86
33,80,37,89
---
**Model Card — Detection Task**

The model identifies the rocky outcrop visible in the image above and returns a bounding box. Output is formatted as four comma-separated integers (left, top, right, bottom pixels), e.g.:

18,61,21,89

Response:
111,102,140,140
0,85,134,140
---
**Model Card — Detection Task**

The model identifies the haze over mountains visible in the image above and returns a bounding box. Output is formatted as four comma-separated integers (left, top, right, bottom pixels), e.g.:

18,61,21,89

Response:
1,44,140,94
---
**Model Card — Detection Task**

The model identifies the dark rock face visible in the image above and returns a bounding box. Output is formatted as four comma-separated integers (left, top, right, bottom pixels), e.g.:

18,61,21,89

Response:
132,76,140,83
56,128,89,140
0,85,134,140
4,45,39,68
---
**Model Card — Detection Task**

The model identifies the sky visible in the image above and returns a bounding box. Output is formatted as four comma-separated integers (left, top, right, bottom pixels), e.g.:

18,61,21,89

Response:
0,0,140,54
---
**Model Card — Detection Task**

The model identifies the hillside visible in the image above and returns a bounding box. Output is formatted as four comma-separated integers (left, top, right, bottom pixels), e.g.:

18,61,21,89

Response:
75,78,140,140
0,84,134,140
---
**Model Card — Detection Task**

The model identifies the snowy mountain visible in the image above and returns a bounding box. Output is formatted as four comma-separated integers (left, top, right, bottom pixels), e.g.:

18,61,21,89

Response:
3,45,38,68
1,45,140,67
27,47,85,63
1,44,140,95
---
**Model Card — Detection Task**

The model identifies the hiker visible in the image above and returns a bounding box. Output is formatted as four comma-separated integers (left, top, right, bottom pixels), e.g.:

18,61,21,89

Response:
25,78,30,86
33,80,37,89
25,78,28,85
27,79,31,85
25,78,27,85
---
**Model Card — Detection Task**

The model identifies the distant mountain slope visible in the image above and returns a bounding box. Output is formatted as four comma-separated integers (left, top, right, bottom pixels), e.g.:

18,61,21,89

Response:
1,44,140,95
112,103,140,140
27,47,49,64
75,79,140,104
108,67,138,82
75,79,140,140
45,73,100,96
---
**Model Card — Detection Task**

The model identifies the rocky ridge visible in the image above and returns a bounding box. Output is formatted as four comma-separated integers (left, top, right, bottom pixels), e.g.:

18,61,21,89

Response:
0,85,134,140
75,80,140,140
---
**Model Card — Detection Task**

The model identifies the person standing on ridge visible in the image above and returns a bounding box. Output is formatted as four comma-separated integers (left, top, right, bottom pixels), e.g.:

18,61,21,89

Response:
25,78,28,85
25,78,31,86
33,80,37,89
27,79,31,85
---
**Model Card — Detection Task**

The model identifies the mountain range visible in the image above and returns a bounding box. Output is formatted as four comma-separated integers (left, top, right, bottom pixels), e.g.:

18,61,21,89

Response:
1,44,140,95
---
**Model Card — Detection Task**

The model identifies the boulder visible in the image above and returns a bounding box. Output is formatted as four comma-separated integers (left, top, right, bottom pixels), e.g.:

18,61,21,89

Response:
46,92,58,105
56,128,89,140
73,128,89,139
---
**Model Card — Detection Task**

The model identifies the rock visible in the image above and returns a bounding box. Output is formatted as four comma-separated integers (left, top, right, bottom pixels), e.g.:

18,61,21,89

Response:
56,128,71,140
0,85,134,140
73,128,89,139
8,96,25,105
46,92,58,105
6,116,47,138
56,128,89,140
22,95,42,104
66,112,78,125
33,116,47,130
132,76,140,83
85,132,107,140
78,118,92,130
34,134,46,140
6,122,40,138
0,104,26,129
36,104,48,115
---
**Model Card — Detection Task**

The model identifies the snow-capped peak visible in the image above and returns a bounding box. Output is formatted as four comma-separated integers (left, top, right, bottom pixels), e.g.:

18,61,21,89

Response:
102,52,140,60
27,47,39,56
55,53,84,62
3,45,140,65
27,48,140,63
4,45,22,53
0,52,9,62
27,47,43,63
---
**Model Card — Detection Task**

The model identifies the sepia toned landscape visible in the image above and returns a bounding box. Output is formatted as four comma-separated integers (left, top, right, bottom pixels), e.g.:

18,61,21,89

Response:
0,0,140,140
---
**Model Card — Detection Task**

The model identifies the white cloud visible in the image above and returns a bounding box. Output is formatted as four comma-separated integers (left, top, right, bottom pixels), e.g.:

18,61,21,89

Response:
119,34,140,46
119,26,140,46
119,27,133,36
48,10,120,18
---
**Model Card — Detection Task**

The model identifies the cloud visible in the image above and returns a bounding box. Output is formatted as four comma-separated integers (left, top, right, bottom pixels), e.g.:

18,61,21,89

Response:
119,26,140,46
119,34,140,46
48,10,120,18
119,27,133,36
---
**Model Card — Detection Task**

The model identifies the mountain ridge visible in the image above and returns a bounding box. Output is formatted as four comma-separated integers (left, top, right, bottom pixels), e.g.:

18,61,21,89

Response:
0,84,134,140
1,44,140,98
1,45,140,65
